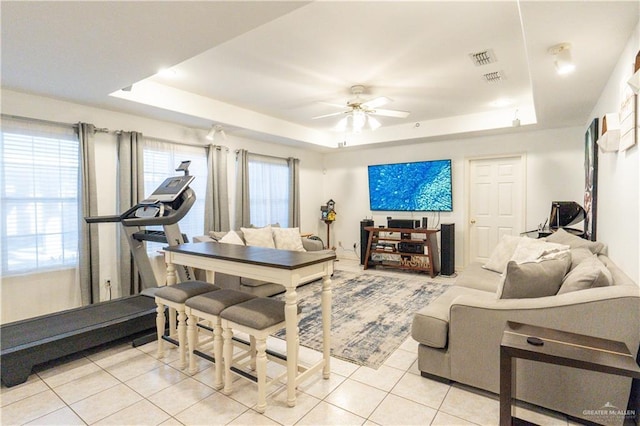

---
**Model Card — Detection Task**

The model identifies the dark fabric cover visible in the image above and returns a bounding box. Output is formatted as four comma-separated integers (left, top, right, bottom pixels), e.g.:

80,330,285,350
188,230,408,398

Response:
155,281,219,303
186,289,256,315
221,298,301,330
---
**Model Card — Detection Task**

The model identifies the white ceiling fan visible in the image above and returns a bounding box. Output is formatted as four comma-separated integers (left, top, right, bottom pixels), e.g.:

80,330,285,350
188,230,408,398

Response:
312,85,410,133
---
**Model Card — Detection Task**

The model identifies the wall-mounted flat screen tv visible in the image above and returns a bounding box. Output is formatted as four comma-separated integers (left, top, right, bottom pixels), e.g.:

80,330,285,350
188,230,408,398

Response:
368,159,452,212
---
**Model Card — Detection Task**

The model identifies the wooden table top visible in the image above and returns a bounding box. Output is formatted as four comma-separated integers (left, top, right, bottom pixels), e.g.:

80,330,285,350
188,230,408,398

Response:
501,321,640,378
165,242,336,270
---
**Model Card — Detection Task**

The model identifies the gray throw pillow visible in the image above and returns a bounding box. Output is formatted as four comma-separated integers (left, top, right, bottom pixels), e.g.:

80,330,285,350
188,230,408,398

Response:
557,255,612,294
498,252,571,299
569,247,593,270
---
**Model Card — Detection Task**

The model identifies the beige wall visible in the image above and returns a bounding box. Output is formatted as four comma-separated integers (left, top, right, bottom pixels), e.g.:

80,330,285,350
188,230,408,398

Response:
322,126,585,268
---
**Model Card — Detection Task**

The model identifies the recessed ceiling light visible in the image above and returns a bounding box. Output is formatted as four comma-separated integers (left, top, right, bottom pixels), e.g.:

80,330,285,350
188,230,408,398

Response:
157,68,179,79
490,98,512,107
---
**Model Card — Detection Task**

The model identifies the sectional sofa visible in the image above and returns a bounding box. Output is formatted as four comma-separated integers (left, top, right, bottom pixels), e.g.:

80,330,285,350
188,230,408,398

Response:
411,229,640,425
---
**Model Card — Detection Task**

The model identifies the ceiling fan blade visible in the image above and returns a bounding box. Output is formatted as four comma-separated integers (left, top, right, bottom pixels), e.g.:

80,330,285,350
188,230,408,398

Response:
312,111,348,120
368,115,382,131
370,108,410,118
362,96,391,109
335,116,349,131
318,101,349,108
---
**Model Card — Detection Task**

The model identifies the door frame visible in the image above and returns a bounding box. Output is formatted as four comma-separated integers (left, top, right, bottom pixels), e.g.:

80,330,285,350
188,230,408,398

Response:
463,153,527,267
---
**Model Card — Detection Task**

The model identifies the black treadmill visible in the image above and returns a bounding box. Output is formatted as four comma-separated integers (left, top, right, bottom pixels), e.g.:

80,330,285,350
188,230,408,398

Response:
1,162,196,387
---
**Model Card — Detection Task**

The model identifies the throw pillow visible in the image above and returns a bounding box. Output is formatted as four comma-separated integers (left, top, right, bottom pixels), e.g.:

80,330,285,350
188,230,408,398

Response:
569,247,593,270
241,225,276,248
557,255,613,295
546,228,605,254
272,227,305,252
219,230,245,245
483,235,523,273
509,239,570,264
497,252,571,299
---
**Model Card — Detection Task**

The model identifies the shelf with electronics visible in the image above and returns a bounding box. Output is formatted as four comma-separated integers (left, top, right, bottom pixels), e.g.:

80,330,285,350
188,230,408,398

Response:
363,226,440,277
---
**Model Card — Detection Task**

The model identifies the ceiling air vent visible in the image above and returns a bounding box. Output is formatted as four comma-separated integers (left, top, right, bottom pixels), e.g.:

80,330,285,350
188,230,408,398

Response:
469,49,496,66
483,71,504,83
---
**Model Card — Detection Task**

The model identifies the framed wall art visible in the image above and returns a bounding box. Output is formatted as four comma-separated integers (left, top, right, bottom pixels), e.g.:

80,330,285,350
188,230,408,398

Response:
584,118,598,241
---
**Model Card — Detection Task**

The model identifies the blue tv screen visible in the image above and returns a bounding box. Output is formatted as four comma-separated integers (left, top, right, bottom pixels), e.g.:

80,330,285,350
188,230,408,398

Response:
368,159,452,212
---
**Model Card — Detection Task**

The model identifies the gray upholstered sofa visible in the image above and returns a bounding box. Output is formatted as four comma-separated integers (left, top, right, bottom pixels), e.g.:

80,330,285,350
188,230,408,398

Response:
194,226,332,297
411,229,640,425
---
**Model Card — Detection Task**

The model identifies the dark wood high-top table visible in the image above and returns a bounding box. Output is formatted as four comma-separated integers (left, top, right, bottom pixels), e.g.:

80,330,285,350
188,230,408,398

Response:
500,321,640,426
164,242,336,407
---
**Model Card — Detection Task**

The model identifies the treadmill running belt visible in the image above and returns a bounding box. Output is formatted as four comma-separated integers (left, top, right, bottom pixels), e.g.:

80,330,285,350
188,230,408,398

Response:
1,295,157,387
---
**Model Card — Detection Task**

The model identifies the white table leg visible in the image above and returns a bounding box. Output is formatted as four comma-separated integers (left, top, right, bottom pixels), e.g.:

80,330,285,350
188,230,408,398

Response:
285,286,299,407
321,272,332,378
166,261,177,286
156,301,166,359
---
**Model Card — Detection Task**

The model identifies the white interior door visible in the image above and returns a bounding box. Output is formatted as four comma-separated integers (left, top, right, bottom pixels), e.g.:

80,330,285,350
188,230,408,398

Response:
466,155,525,265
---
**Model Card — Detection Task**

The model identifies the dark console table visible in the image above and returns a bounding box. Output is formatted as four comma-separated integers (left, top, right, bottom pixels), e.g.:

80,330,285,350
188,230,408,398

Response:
363,227,440,277
500,321,640,426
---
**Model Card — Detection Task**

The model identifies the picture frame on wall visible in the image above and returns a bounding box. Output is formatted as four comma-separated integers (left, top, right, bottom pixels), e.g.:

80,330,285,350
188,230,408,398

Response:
584,118,599,241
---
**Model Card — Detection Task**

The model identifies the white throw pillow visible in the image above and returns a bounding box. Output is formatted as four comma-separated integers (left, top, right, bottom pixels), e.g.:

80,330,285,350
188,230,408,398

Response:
241,225,276,248
509,239,570,265
218,230,245,246
272,227,305,252
483,235,524,273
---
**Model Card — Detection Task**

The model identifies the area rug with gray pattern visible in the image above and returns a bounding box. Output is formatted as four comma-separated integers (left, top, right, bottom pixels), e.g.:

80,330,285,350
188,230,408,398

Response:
273,270,450,369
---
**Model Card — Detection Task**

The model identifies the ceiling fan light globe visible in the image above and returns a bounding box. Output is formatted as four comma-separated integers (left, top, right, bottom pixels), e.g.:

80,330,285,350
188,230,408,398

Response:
353,110,366,132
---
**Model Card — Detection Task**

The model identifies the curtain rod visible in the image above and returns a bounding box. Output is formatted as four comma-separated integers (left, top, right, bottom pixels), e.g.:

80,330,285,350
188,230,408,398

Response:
140,133,228,150
236,149,297,162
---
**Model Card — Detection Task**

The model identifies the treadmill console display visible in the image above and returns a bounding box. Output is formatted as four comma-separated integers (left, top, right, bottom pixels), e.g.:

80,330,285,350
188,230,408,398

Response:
142,175,195,203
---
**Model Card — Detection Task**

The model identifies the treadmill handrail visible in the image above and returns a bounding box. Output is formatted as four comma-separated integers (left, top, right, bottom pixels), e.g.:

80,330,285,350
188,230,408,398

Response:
84,215,121,223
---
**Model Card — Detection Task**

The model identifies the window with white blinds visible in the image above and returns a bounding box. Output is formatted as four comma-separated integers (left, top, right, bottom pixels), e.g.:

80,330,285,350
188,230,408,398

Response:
1,117,80,276
248,154,289,227
142,139,207,250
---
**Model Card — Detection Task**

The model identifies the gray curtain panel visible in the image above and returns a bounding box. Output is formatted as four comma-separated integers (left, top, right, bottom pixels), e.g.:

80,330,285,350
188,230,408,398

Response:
77,122,99,305
204,144,230,232
288,157,301,227
117,131,144,296
234,149,251,228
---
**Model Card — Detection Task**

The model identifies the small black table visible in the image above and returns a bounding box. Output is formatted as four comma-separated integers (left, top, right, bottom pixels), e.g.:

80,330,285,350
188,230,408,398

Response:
500,321,640,426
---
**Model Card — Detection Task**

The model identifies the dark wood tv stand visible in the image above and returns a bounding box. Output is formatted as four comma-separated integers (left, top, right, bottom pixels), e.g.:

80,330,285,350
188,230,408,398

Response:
364,226,440,277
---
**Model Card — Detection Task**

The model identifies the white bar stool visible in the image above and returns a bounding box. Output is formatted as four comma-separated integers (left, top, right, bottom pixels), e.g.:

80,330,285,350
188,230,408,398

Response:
154,280,219,369
185,289,257,388
220,297,301,413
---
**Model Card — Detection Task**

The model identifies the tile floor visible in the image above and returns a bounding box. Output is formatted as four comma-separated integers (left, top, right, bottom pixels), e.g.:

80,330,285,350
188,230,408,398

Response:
1,260,574,425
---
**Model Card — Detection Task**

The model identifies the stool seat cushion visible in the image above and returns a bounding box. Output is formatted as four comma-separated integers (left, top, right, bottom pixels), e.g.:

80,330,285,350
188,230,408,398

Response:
221,298,301,330
186,289,257,315
155,281,219,303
